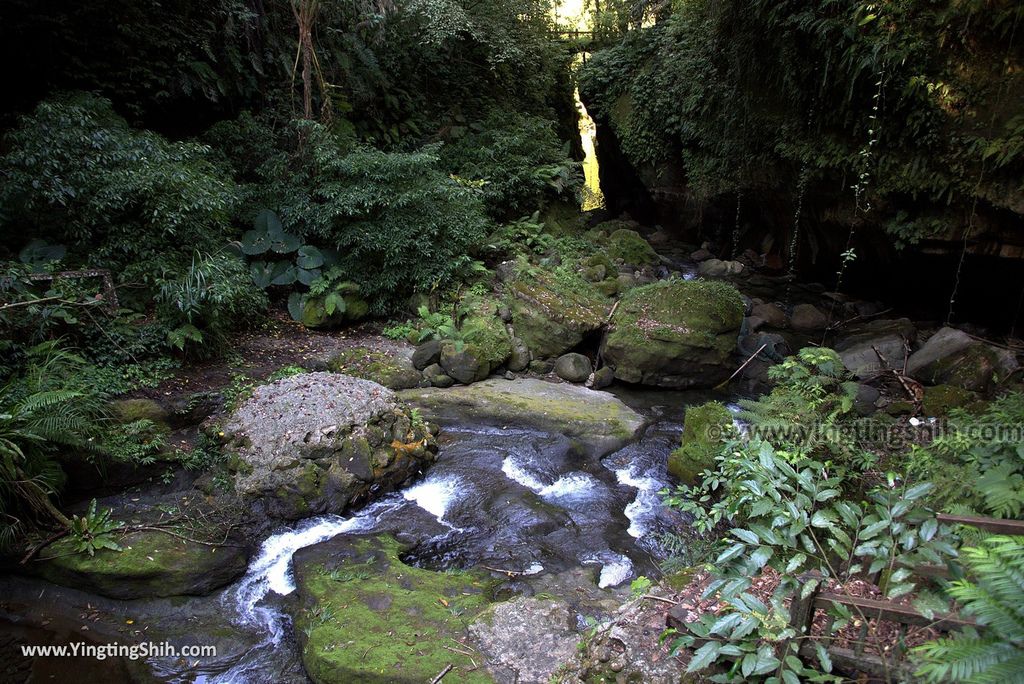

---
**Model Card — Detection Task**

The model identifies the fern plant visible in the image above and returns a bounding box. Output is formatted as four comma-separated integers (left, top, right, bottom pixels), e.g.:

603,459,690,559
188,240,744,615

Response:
913,535,1024,683
0,342,107,546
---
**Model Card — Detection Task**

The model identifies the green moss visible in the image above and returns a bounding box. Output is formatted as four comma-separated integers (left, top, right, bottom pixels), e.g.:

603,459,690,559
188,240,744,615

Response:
506,262,609,358
327,347,420,389
294,536,494,683
667,401,733,484
922,384,976,416
460,314,513,367
609,279,744,351
38,528,247,599
109,398,169,425
606,228,658,265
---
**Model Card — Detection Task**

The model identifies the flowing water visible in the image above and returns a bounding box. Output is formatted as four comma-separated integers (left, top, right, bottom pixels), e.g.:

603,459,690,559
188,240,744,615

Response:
12,389,734,683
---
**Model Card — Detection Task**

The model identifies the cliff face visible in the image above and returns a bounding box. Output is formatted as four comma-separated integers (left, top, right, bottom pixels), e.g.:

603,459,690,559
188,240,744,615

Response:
579,2,1024,328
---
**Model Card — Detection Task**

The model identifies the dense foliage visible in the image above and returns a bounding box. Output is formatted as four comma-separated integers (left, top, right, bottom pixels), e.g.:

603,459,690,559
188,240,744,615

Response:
662,348,1024,682
580,0,1024,246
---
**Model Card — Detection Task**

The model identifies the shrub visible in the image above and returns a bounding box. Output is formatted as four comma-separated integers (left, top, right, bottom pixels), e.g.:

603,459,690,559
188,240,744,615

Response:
0,343,107,545
0,93,236,287
156,251,267,356
441,111,581,220
213,120,491,314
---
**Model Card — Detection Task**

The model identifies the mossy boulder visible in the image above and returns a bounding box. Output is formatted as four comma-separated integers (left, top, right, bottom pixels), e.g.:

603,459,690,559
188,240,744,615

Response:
110,398,169,427
327,347,421,390
439,341,490,385
507,264,609,358
290,535,493,684
398,377,645,455
460,314,513,370
37,528,248,599
922,384,977,416
907,327,1019,392
222,373,437,521
606,228,658,266
667,402,733,484
601,280,744,388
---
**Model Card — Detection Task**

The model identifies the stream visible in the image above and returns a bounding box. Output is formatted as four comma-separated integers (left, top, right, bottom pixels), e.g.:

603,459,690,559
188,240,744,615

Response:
183,388,726,682
6,388,736,683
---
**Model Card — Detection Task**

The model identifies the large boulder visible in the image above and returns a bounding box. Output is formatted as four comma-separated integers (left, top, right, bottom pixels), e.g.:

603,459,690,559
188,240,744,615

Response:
600,280,745,388
698,259,745,277
507,336,531,372
440,341,490,384
751,302,788,329
835,318,916,378
790,303,829,331
667,402,733,485
398,378,645,455
327,346,422,390
907,327,1019,391
470,597,581,684
507,266,609,358
222,373,437,520
37,528,248,600
291,535,493,684
554,353,592,383
605,228,659,266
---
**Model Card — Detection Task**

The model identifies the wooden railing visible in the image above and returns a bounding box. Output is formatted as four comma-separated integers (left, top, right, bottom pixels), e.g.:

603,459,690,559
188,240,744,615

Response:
787,514,1024,681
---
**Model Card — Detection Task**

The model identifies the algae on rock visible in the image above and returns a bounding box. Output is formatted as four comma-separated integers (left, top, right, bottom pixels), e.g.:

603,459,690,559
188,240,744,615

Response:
667,401,734,485
290,535,493,684
506,263,609,359
601,279,744,388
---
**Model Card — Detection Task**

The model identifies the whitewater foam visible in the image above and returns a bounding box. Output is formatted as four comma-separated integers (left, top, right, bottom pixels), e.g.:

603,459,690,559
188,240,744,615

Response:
402,473,462,521
503,456,597,500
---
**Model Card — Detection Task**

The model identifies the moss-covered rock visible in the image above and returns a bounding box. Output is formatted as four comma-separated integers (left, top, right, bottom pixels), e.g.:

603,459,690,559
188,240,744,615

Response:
399,378,645,455
327,347,421,390
907,326,1019,392
460,314,513,369
109,398,170,426
290,535,493,684
606,228,658,266
507,264,609,359
222,373,437,521
601,279,744,388
440,341,490,385
921,384,977,416
667,402,733,484
37,528,248,599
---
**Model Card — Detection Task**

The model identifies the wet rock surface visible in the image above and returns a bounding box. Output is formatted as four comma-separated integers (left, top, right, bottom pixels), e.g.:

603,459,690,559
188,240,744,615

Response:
223,372,437,520
398,378,645,454
470,597,580,683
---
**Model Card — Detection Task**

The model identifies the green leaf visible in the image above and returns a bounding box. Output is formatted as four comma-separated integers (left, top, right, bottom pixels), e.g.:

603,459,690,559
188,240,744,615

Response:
287,292,306,321
270,261,297,286
686,641,722,673
296,245,325,269
296,267,321,287
732,528,760,544
814,642,832,672
324,292,347,316
270,231,301,254
241,229,272,255
254,208,284,237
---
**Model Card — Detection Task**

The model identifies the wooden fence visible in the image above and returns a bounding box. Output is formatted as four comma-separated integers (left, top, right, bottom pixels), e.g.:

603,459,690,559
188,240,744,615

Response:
787,514,1024,681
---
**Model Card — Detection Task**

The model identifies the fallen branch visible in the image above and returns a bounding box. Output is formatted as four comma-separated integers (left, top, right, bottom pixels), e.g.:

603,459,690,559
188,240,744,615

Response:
640,594,679,605
20,528,70,565
715,343,768,390
431,664,453,684
872,345,922,402
481,565,528,577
